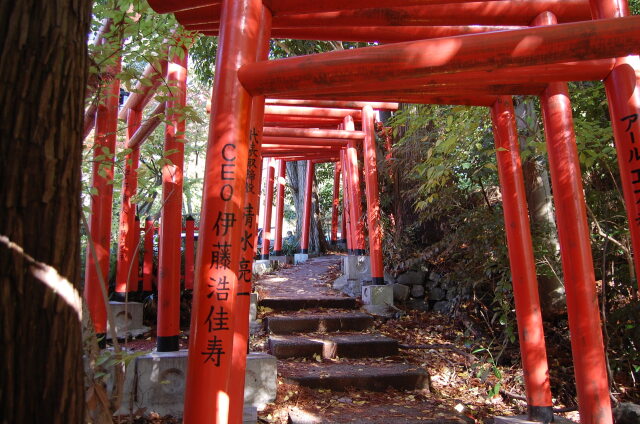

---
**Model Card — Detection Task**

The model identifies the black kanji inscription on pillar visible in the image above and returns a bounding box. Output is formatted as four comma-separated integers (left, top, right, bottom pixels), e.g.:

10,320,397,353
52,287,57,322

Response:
213,211,236,236
204,305,230,332
202,336,225,366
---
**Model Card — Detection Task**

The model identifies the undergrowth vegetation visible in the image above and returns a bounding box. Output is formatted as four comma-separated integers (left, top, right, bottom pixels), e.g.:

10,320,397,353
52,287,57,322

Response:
383,86,640,402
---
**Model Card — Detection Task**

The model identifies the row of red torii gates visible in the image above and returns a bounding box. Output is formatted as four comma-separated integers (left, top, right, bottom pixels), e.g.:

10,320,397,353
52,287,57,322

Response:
84,16,392,423
80,0,640,423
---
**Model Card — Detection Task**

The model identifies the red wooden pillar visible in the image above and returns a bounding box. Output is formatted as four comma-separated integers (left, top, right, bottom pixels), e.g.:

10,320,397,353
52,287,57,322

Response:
228,8,272,423
185,216,195,291
142,217,155,294
591,0,640,297
540,83,612,424
157,46,188,352
300,160,315,253
183,0,262,421
341,202,348,244
250,158,266,257
115,108,142,300
261,158,276,259
340,151,348,244
134,215,141,292
330,160,341,245
341,150,353,252
362,106,384,284
84,57,121,343
344,115,366,254
273,159,287,255
491,96,553,422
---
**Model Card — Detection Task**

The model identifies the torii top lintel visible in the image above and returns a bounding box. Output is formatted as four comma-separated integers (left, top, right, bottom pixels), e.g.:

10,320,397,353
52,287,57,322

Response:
149,0,591,29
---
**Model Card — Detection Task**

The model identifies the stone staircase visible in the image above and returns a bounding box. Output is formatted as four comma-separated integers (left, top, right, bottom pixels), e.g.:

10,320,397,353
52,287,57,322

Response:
256,256,434,422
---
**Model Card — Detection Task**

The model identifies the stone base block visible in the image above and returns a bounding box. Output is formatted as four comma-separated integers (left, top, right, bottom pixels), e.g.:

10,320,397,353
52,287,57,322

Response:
270,255,294,265
244,352,277,410
115,350,277,418
294,253,308,264
362,285,393,307
342,255,371,280
253,259,274,276
332,275,362,298
107,301,149,339
134,350,188,418
250,293,259,321
494,415,574,424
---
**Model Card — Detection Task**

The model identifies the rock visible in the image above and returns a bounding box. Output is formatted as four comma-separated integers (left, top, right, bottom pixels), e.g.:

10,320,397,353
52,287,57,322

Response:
446,288,458,301
337,397,352,404
391,284,410,302
397,271,426,286
333,274,349,291
406,298,429,312
425,279,439,290
410,285,425,298
384,271,396,284
614,403,640,424
428,287,446,301
429,271,442,283
432,301,451,314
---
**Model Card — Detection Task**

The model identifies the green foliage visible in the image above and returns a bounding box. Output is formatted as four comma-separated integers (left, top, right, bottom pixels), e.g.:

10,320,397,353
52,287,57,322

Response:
472,347,503,398
386,81,639,388
315,162,338,233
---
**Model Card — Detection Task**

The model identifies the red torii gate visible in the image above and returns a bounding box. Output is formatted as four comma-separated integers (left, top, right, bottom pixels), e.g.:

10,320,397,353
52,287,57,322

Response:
83,40,189,354
147,1,640,423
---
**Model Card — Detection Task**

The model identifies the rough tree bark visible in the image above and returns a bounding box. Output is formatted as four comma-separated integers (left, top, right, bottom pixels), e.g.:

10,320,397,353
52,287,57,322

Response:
0,1,91,423
286,161,328,254
514,97,567,317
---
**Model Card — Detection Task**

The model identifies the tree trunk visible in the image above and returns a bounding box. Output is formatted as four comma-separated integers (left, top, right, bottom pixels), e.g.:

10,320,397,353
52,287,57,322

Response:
514,97,567,317
286,161,328,254
0,1,91,423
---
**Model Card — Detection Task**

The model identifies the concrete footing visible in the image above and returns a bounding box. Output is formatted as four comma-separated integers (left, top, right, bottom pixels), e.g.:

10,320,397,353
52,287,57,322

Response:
249,292,262,335
494,415,575,424
362,285,393,306
113,350,277,420
294,253,308,264
342,255,371,280
107,301,150,339
253,259,275,275
362,285,394,317
332,256,375,297
270,255,293,265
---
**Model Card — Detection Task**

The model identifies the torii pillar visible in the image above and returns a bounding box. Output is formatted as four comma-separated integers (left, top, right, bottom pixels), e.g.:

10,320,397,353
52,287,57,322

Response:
183,0,262,421
157,46,188,352
361,106,385,284
296,160,314,264
84,56,120,346
491,96,553,422
591,0,640,298
273,160,287,256
330,160,341,245
114,108,142,301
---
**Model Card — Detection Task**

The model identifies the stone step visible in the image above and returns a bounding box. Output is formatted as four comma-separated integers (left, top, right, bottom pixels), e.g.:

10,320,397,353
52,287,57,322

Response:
288,402,471,424
265,312,373,334
279,362,430,392
259,297,357,311
269,334,398,359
